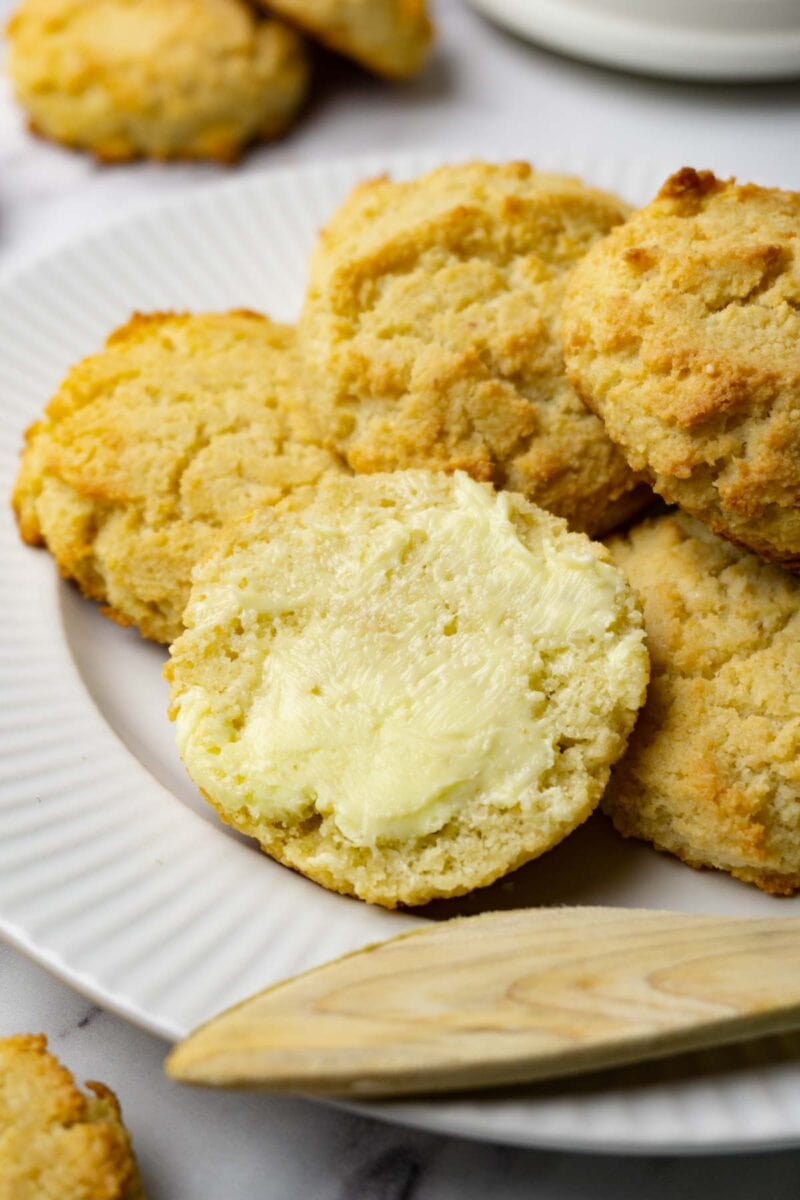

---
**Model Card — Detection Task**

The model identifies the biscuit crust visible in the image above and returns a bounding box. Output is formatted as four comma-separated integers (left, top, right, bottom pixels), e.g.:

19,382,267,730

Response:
13,311,342,644
0,1034,145,1199
563,168,800,569
299,161,648,538
605,510,800,894
253,0,432,79
167,470,648,908
6,0,309,162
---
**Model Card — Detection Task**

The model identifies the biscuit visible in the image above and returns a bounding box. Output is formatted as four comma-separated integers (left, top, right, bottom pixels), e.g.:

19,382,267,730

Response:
299,161,649,538
605,510,800,894
562,168,800,569
6,0,309,162
0,1034,145,1199
167,470,648,908
13,311,343,644
254,0,432,79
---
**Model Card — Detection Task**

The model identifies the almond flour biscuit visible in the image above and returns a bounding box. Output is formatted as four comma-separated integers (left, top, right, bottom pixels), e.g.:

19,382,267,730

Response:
0,1034,145,1200
13,311,342,644
167,470,648,908
605,510,800,894
299,161,649,538
563,168,800,569
6,0,309,163
254,0,432,79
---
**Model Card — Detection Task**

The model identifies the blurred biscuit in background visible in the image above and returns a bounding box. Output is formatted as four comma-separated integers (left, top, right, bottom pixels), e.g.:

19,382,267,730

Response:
255,0,432,79
6,0,310,162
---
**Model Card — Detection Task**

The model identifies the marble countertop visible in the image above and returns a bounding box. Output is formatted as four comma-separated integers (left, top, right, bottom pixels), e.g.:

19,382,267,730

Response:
3,1,800,1193
5,945,800,1198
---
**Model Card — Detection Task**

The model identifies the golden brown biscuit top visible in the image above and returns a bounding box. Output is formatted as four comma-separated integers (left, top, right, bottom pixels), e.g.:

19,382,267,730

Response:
12,310,342,643
563,168,800,550
605,510,800,889
311,161,626,281
300,161,641,536
609,509,800,678
21,311,332,532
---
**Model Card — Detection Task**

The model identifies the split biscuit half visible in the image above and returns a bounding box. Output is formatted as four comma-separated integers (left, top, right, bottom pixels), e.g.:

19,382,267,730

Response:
167,470,648,907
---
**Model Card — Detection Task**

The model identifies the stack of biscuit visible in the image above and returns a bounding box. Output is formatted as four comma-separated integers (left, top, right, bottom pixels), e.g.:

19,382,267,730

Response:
13,160,654,908
15,158,800,906
4,0,434,163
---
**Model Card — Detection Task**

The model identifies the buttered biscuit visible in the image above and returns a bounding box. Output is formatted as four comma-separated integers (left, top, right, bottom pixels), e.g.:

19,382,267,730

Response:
13,311,342,644
6,0,309,162
563,168,800,569
605,511,800,894
0,1034,145,1199
299,161,649,538
254,0,432,78
167,470,648,908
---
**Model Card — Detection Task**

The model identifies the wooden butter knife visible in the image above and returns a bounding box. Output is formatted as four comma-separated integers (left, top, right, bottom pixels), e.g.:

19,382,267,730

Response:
166,906,800,1097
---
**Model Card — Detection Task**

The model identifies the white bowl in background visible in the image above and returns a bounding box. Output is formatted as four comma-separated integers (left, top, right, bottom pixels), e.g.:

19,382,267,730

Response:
470,0,800,80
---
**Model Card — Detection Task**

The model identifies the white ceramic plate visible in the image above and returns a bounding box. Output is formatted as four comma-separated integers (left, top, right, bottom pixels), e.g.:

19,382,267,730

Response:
470,0,800,81
2,150,800,1155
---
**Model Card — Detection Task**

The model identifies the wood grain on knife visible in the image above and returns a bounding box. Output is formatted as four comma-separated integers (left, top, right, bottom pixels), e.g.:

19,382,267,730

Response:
166,907,800,1097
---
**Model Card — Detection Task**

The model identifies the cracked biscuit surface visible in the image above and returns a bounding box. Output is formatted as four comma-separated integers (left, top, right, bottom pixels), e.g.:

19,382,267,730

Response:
0,1034,145,1200
13,311,342,644
6,0,309,162
605,510,800,894
254,0,432,78
563,168,800,568
167,470,648,908
299,161,649,537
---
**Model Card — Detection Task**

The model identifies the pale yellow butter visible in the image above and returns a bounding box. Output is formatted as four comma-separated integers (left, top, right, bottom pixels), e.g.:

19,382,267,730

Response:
174,474,643,846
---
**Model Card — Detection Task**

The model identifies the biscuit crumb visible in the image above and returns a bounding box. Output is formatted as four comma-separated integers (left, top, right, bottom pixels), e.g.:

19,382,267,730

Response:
0,1034,145,1199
